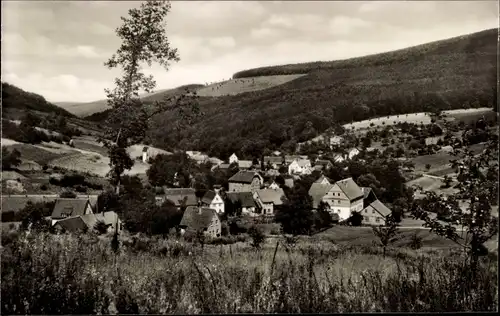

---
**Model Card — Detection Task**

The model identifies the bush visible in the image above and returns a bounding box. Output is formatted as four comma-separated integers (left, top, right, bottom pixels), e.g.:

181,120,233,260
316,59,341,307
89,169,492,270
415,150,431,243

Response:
409,233,423,250
40,184,48,191
248,226,265,249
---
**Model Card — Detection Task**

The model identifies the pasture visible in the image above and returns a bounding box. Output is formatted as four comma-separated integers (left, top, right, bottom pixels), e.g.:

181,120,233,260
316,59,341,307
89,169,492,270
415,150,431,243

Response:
342,112,432,131
1,231,497,314
196,74,306,97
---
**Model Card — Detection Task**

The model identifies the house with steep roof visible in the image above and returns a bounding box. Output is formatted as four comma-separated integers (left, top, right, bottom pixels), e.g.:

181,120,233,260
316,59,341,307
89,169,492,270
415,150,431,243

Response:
51,199,94,225
314,159,333,171
361,200,392,225
315,175,331,185
264,156,284,169
201,189,224,214
268,181,280,190
179,206,221,238
229,153,239,164
361,187,378,207
228,171,263,193
80,211,122,234
333,154,345,163
53,216,89,233
308,177,364,221
253,188,286,216
288,159,312,175
226,191,257,215
347,148,361,160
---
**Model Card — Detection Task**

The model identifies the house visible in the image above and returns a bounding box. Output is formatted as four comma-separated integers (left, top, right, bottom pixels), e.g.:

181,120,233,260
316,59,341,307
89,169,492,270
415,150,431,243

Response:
308,178,364,221
253,188,286,216
228,171,263,193
265,169,280,177
425,136,444,146
142,146,149,163
226,192,257,215
213,163,231,171
51,199,94,225
179,206,221,238
361,200,392,225
330,136,344,147
160,188,198,209
333,154,345,163
284,155,308,165
361,187,378,207
201,189,225,214
268,181,280,190
347,148,361,160
229,153,239,164
288,159,312,175
284,177,294,188
315,175,331,185
314,159,333,171
263,156,284,169
238,160,253,170
53,216,89,233
272,150,281,156
80,211,122,234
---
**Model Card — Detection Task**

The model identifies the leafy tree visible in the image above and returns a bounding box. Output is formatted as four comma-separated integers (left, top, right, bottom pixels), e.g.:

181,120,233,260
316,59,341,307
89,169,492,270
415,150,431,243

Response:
314,201,334,231
275,183,314,235
1,147,21,170
410,134,498,273
102,0,199,195
60,190,77,198
18,201,52,232
224,198,242,217
372,215,401,257
347,211,363,226
94,220,111,235
248,225,266,249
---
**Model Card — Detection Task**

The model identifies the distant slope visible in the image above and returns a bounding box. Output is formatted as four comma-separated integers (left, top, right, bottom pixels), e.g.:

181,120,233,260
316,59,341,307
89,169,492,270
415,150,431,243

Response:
233,28,499,78
145,28,497,160
61,84,204,118
1,82,75,117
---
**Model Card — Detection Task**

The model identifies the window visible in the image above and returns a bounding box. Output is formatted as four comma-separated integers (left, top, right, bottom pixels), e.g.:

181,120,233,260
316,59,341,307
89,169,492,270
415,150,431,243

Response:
372,210,375,214
375,218,380,223
364,216,369,221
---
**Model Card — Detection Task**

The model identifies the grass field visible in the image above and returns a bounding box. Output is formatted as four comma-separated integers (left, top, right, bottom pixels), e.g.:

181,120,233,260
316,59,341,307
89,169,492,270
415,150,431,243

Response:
443,108,496,124
343,112,432,131
196,74,306,97
1,231,497,313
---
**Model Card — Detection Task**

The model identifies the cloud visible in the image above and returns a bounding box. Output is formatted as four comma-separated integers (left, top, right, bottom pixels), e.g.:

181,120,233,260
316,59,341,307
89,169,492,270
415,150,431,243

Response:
250,27,284,40
328,16,372,35
208,37,236,49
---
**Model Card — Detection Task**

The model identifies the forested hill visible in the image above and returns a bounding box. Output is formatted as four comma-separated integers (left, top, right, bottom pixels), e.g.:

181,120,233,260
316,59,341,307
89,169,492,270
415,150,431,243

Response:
1,82,75,118
144,28,497,160
232,28,498,78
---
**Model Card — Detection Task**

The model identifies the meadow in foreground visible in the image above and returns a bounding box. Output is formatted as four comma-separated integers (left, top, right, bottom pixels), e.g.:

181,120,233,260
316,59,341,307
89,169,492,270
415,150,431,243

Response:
1,231,497,314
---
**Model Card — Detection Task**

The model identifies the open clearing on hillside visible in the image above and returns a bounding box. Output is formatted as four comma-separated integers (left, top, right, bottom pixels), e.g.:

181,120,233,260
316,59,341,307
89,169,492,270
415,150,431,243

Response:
6,144,65,166
443,107,496,123
196,74,306,97
343,112,432,131
406,176,459,198
48,152,150,177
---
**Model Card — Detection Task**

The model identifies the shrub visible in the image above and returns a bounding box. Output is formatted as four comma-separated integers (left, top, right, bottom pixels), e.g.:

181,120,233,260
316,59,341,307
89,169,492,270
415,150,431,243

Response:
409,233,423,250
40,184,48,191
248,226,265,249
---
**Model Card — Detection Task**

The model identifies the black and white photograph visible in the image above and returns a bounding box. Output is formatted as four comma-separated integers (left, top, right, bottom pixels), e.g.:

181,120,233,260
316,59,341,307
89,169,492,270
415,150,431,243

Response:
1,0,498,313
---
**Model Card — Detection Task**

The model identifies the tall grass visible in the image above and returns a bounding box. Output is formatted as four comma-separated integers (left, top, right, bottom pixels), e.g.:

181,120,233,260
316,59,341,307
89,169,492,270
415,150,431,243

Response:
1,232,497,314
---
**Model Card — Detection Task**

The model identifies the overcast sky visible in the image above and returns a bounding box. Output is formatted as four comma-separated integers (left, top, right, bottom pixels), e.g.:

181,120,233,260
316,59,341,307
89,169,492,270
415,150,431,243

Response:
1,0,498,103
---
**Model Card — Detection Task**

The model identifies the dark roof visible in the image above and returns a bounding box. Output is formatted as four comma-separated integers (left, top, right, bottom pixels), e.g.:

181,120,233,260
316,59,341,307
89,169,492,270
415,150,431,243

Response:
335,178,364,201
163,188,198,207
179,206,218,230
51,199,91,219
226,192,256,208
361,187,373,199
54,216,88,232
364,200,392,217
202,190,217,204
308,183,334,208
229,171,261,184
315,159,333,167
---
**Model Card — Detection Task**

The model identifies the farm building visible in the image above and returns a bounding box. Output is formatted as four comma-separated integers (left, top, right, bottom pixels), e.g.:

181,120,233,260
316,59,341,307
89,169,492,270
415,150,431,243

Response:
51,198,94,225
253,188,286,216
238,160,253,170
179,206,221,238
263,156,284,169
361,200,392,226
361,187,378,207
314,159,333,171
80,211,122,234
228,171,263,193
160,188,198,209
225,192,257,215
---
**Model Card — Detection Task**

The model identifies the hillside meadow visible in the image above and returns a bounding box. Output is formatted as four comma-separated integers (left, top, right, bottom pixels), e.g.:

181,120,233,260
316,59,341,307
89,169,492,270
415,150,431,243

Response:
1,230,498,314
